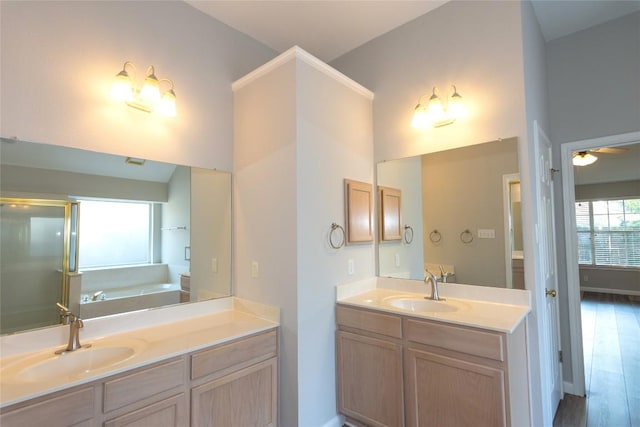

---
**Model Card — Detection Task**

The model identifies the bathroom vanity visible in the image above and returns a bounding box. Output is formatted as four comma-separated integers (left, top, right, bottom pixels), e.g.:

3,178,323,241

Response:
0,298,278,427
336,279,531,427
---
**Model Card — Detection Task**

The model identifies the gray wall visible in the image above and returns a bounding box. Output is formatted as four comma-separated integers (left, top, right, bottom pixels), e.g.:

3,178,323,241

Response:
546,12,640,385
331,1,528,163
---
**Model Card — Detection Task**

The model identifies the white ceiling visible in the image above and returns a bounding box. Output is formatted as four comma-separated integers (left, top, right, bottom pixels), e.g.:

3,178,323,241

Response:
186,0,640,62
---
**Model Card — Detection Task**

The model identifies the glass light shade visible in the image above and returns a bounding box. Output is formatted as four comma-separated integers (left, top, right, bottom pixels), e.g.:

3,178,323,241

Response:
139,74,161,108
411,104,429,128
110,72,134,102
427,95,444,117
157,90,177,117
448,91,463,119
573,152,598,166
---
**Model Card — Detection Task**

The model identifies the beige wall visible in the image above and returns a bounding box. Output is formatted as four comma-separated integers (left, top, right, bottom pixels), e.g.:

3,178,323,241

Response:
1,165,168,202
421,138,519,287
0,1,275,172
579,266,640,295
575,180,640,201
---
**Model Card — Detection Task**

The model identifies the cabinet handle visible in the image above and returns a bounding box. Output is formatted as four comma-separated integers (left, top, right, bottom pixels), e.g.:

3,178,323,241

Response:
545,289,557,298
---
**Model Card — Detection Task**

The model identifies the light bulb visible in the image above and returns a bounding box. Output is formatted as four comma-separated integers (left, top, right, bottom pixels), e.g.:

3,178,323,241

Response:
110,70,133,102
139,67,161,108
411,104,429,128
157,89,177,117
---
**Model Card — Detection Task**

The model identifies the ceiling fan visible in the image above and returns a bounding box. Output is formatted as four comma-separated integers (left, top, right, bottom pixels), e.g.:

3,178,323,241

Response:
572,147,627,166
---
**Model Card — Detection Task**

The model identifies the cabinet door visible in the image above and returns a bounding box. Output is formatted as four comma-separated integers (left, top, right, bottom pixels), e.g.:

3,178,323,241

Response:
0,386,95,427
191,357,277,427
336,330,404,427
404,347,506,427
104,394,186,427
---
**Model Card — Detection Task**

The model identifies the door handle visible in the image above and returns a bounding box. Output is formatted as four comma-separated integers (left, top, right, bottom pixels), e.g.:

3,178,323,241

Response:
545,288,557,298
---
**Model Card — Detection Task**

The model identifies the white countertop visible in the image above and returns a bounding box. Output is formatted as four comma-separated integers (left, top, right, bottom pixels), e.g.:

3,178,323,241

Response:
0,297,278,408
337,277,531,333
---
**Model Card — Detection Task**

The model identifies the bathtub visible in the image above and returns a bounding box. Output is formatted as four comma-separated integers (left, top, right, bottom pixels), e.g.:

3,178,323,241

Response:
79,283,181,319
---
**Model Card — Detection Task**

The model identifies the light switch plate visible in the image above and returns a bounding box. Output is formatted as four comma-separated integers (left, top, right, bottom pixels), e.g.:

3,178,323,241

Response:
478,229,496,239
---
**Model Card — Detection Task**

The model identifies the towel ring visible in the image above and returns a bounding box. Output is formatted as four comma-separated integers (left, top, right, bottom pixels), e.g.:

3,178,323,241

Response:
460,229,473,244
429,229,442,243
403,225,414,244
329,223,346,249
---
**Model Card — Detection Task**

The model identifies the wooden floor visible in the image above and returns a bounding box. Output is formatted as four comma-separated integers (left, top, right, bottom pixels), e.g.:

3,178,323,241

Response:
553,292,640,427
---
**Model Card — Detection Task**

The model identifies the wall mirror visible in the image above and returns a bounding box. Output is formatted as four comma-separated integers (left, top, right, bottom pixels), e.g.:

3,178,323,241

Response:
377,137,524,288
1,138,232,335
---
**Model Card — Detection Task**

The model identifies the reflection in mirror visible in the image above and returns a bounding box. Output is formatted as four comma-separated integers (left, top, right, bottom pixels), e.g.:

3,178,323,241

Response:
0,138,232,335
377,137,524,288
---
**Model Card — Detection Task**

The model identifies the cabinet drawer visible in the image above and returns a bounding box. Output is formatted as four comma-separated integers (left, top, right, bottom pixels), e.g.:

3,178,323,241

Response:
191,330,277,380
336,305,402,338
405,319,505,361
104,394,186,427
0,386,94,427
103,358,185,413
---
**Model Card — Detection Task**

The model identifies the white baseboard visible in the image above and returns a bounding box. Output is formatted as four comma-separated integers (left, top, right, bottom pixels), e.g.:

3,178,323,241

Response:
320,415,345,427
581,287,640,297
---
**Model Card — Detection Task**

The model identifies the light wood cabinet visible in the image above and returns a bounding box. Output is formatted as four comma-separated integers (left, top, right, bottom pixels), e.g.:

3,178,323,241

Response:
0,329,278,427
0,386,95,427
404,347,506,426
104,394,186,427
191,358,277,427
337,331,403,427
336,305,404,427
336,305,529,427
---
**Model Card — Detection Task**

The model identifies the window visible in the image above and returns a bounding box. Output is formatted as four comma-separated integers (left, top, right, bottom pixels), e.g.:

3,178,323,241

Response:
78,200,152,268
576,198,640,267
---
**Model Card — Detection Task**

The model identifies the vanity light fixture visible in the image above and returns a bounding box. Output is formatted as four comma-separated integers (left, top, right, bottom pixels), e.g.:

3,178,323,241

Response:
411,85,463,128
110,62,177,117
572,151,598,166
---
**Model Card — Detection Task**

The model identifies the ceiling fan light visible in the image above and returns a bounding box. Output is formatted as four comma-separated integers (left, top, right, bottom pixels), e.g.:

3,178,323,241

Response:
573,152,598,166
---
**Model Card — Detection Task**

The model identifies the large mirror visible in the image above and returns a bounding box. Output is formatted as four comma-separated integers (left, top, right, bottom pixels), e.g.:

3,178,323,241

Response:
0,138,232,335
377,137,524,288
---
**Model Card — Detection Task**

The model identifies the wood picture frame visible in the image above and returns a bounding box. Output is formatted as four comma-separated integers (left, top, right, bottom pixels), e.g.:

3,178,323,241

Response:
344,179,374,244
378,186,402,241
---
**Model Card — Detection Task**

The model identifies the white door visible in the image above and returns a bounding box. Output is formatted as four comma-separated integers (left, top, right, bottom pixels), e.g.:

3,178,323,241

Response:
534,121,563,422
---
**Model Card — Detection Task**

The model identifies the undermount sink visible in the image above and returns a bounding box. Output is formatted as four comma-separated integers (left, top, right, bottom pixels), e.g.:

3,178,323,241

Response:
388,298,459,313
2,339,146,384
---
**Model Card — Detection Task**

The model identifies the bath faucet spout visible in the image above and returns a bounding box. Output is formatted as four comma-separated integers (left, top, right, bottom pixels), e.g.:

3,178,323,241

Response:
55,302,90,354
424,272,444,301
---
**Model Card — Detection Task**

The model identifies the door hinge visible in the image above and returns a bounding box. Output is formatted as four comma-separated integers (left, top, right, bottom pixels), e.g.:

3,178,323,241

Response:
550,168,560,180
558,350,563,363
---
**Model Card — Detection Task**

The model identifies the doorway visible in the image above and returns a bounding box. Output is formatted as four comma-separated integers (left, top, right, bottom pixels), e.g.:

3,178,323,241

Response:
560,131,640,400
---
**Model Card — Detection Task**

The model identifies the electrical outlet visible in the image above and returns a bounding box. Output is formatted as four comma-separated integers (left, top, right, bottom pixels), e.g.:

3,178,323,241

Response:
583,274,589,282
251,261,259,278
211,257,218,273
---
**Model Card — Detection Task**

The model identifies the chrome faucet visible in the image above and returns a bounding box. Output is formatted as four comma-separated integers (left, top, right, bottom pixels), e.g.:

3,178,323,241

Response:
424,271,444,301
55,303,90,354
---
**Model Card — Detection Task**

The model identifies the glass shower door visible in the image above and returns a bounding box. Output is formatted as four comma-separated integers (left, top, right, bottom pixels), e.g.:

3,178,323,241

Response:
1,201,67,334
